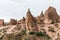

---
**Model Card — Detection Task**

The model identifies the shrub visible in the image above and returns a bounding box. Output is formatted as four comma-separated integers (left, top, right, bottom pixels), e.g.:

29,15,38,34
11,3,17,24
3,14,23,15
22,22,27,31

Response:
29,31,48,37
35,32,45,36
29,32,35,35
20,29,26,35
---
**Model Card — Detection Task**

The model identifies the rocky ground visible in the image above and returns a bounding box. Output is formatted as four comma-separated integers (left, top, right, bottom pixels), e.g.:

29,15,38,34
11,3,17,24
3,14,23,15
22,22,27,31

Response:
0,23,60,40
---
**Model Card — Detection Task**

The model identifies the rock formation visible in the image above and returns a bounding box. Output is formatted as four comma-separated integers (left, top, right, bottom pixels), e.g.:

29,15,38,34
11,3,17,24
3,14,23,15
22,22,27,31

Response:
9,19,17,25
0,6,60,40
44,6,59,23
17,17,25,24
40,11,44,18
37,11,44,24
0,19,4,26
26,8,35,23
26,8,38,31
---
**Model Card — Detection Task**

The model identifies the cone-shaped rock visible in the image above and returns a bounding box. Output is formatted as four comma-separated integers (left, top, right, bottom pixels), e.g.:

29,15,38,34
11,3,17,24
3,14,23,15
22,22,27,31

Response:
26,8,37,31
40,11,45,20
40,11,44,17
45,6,59,23
26,8,34,21
26,8,36,23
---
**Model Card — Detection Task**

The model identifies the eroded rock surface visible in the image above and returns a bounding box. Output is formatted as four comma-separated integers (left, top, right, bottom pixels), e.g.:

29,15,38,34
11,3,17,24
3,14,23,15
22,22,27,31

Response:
0,6,60,40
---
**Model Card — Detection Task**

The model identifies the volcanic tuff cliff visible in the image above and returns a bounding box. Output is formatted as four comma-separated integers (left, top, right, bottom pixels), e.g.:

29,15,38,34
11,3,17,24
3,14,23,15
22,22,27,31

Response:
0,6,60,40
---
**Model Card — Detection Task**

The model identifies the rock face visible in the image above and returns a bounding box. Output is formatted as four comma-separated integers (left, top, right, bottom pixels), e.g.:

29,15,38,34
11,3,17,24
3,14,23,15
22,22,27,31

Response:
26,8,35,23
2,32,22,40
16,7,60,32
45,6,59,23
37,11,44,24
40,11,44,18
0,6,60,40
26,8,37,31
17,17,25,24
9,19,17,25
0,19,4,26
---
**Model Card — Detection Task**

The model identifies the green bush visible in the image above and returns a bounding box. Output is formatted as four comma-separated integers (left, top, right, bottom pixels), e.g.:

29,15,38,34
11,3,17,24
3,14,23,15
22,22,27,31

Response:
35,32,44,36
29,32,35,35
29,31,47,37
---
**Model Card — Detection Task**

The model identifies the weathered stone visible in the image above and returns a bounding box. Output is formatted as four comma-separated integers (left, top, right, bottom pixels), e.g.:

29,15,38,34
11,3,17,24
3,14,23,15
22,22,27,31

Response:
37,11,44,24
0,6,60,40
40,11,44,18
0,19,4,26
26,8,35,22
9,19,17,25
45,6,59,23
17,17,25,24
2,33,22,40
26,8,37,31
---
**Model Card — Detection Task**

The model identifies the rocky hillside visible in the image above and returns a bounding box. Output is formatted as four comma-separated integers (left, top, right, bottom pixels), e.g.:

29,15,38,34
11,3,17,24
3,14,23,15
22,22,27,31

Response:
0,6,60,40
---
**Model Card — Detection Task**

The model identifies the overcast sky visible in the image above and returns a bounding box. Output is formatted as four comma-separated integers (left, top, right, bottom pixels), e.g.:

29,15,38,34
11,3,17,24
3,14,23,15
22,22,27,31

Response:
0,0,60,22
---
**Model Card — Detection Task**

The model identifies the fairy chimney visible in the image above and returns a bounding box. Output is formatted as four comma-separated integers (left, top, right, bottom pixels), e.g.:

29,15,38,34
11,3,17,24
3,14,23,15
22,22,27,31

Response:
26,8,36,24
26,8,37,31
45,6,59,23
26,8,34,22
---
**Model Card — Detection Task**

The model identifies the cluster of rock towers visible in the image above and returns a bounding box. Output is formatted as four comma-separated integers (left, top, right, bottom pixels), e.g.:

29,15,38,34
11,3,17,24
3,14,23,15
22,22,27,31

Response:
14,6,60,32
0,6,60,32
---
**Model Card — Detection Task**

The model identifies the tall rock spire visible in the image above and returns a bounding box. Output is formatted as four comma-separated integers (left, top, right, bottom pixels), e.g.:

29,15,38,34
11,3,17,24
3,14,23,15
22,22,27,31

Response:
26,8,37,31
26,8,33,18
26,8,34,22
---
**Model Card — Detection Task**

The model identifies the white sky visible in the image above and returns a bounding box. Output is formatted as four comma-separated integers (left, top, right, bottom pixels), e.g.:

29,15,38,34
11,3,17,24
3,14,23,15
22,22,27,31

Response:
0,0,60,22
